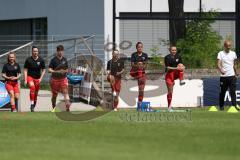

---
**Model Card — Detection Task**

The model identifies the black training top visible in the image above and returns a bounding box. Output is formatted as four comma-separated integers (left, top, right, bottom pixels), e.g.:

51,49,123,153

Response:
164,54,182,67
107,59,124,78
49,56,68,79
131,52,148,63
24,56,46,79
164,53,183,72
2,62,21,82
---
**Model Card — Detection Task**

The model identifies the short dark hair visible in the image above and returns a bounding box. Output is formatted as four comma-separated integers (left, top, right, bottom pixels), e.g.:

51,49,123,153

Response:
57,45,64,51
32,46,38,50
136,42,143,48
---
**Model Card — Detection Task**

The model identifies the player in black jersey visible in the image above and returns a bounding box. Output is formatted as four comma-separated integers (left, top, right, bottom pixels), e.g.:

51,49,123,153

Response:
130,42,148,111
49,45,70,112
2,52,21,112
107,49,124,111
164,46,185,112
24,46,46,112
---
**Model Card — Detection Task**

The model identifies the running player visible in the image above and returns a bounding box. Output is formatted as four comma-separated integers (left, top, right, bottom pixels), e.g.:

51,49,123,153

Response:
130,42,148,111
2,52,21,112
24,46,46,112
107,49,124,111
49,45,70,112
164,45,185,112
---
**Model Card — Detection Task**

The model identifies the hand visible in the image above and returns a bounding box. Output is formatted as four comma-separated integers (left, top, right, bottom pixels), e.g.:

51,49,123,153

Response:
11,77,17,81
54,70,63,74
235,73,239,77
137,62,144,69
177,64,185,71
220,69,226,75
116,72,121,76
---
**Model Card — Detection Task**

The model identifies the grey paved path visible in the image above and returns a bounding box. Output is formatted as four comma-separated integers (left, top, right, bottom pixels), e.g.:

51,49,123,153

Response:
19,89,95,112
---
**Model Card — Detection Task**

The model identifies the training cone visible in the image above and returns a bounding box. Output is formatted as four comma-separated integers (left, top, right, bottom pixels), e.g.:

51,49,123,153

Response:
209,106,218,112
227,106,238,113
51,107,61,113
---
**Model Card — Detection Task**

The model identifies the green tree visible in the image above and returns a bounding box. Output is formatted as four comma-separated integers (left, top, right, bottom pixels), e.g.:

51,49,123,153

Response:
177,11,222,68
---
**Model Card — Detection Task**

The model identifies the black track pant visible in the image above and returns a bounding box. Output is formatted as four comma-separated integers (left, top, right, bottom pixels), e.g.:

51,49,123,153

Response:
219,76,237,109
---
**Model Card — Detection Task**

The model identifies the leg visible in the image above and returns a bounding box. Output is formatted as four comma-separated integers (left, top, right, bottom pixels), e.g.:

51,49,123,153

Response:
50,79,58,109
5,83,16,112
13,82,20,111
178,70,185,85
229,76,237,107
113,78,121,110
138,75,146,102
114,93,120,111
51,94,58,109
9,91,16,112
137,75,146,111
107,75,116,92
130,68,138,78
166,83,173,108
28,81,36,112
62,78,70,111
34,79,41,107
219,77,228,110
14,93,20,111
165,72,174,110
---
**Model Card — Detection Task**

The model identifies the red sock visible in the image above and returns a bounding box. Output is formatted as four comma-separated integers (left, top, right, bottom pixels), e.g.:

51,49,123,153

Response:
11,104,16,110
167,93,172,108
138,95,143,102
30,85,35,102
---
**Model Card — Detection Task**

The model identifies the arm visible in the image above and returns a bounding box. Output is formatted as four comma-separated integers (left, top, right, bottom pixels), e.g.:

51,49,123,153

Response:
12,66,21,81
164,56,177,71
23,59,28,84
131,54,138,69
39,69,46,82
116,69,125,76
117,60,124,75
48,68,55,73
106,61,111,75
217,59,226,75
167,66,178,70
14,73,21,80
2,73,11,80
131,62,138,69
24,68,28,84
234,59,238,76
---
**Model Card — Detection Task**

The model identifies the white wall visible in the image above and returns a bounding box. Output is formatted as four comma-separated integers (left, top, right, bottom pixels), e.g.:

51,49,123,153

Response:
118,79,203,108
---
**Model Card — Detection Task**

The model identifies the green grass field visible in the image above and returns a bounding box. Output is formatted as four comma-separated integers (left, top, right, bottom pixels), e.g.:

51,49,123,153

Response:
0,108,240,160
